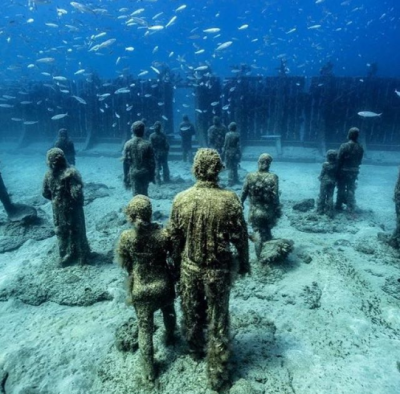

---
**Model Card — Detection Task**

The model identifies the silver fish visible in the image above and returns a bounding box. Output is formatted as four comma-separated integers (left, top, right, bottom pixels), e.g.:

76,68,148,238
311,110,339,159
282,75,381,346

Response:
51,113,68,120
357,111,382,118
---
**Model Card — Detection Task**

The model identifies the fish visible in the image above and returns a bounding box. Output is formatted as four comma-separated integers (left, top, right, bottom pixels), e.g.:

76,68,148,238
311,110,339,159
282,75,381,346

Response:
60,90,70,94
97,93,111,98
53,76,68,81
222,105,230,110
195,109,203,113
211,101,219,106
36,57,55,63
138,70,149,77
74,69,86,75
166,16,177,28
308,25,322,30
72,95,87,105
115,88,131,94
3,95,16,99
0,104,13,108
148,25,164,31
131,8,145,16
162,115,169,121
286,28,297,34
11,118,23,122
151,66,160,74
357,111,382,117
215,41,232,51
51,113,68,120
195,49,205,55
20,101,32,105
89,38,116,52
70,2,94,14
23,121,39,125
125,47,135,52
238,24,249,30
395,90,400,98
175,5,187,12
203,28,220,34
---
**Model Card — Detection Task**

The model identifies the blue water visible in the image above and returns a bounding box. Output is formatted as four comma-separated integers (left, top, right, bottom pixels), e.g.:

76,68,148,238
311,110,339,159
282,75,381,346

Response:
0,0,398,81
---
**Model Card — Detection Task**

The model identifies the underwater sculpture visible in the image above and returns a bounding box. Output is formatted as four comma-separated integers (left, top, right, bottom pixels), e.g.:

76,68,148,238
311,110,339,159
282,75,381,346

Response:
179,114,196,162
116,195,176,383
169,148,249,391
317,150,338,218
223,122,241,186
42,148,90,265
54,128,76,166
208,116,227,155
335,127,364,212
0,167,37,222
388,168,400,249
149,121,170,185
241,153,282,260
123,121,156,196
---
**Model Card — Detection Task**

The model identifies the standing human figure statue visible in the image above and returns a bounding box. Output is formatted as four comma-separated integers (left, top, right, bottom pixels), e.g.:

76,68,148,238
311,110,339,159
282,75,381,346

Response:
149,121,170,185
335,127,364,212
169,148,249,391
179,115,196,162
208,116,227,155
42,148,90,265
116,195,176,383
387,168,400,249
223,122,241,186
241,153,282,260
0,165,37,222
316,150,338,218
123,121,156,196
54,128,76,166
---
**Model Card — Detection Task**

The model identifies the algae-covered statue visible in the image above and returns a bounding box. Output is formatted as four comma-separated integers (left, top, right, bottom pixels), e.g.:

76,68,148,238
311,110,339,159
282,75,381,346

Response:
208,116,227,155
149,121,170,185
223,122,241,186
179,115,196,162
388,168,400,249
123,121,156,196
54,128,76,166
317,150,338,218
169,148,249,391
0,165,37,222
241,153,282,260
42,148,90,265
335,127,364,212
116,195,176,383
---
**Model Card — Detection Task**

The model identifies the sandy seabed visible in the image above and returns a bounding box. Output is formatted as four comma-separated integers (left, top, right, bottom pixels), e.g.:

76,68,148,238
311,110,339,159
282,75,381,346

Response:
0,152,400,394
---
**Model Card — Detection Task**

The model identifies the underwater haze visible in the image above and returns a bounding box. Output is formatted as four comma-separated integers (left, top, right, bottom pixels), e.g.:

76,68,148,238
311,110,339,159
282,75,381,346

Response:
0,0,399,80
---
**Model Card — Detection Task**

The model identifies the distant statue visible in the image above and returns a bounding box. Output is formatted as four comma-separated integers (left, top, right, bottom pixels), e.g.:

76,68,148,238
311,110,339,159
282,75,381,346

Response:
54,128,76,166
169,149,249,391
42,148,90,265
0,165,37,222
387,168,400,249
367,62,378,78
223,122,241,186
241,153,282,260
208,116,227,155
277,59,289,76
123,121,156,196
316,150,338,218
179,115,196,162
149,121,170,185
335,128,364,213
320,61,334,77
116,195,176,383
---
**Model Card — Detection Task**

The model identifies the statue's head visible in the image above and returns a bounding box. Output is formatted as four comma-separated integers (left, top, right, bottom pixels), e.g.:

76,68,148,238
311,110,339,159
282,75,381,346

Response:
348,127,360,142
47,148,67,170
326,149,338,163
213,116,221,126
58,128,68,139
228,122,237,132
182,114,189,122
152,121,162,132
125,195,152,225
258,153,273,171
131,121,145,137
193,148,223,182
